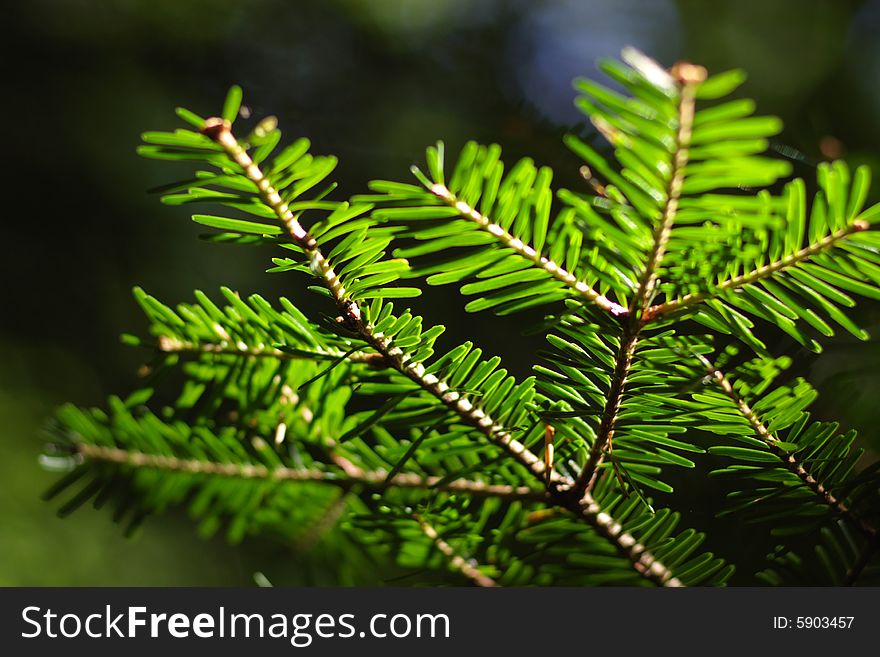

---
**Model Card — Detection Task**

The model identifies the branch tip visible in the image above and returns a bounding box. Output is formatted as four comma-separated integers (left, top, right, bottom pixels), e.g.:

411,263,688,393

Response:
670,62,707,85
201,116,231,140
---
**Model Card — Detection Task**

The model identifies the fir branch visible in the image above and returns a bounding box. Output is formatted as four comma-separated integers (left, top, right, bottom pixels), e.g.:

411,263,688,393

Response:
644,219,870,321
199,118,545,476
427,183,627,317
201,118,351,309
76,443,549,502
373,329,685,587
415,515,498,587
704,360,877,541
365,325,686,586
49,49,880,588
571,63,705,499
631,62,705,313
200,117,689,587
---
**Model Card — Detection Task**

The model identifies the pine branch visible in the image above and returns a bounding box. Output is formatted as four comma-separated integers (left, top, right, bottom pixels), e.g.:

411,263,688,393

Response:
704,359,877,542
570,63,705,499
427,183,627,317
200,117,686,586
644,219,871,321
76,443,549,502
415,515,498,587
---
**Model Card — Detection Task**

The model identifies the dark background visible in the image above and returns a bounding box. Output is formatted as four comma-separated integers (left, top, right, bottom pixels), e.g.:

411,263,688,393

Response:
2,0,880,585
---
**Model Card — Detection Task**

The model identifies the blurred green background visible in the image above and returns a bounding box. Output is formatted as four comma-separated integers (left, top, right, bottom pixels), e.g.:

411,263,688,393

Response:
3,0,880,585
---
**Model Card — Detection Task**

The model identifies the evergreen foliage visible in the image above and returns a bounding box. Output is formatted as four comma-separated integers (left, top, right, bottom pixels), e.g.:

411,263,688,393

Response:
44,48,880,586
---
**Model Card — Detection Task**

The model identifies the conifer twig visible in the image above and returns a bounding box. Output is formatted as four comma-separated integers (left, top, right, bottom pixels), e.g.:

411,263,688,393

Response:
76,443,549,502
643,220,870,321
702,358,877,543
571,62,705,499
632,63,704,312
427,183,627,317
